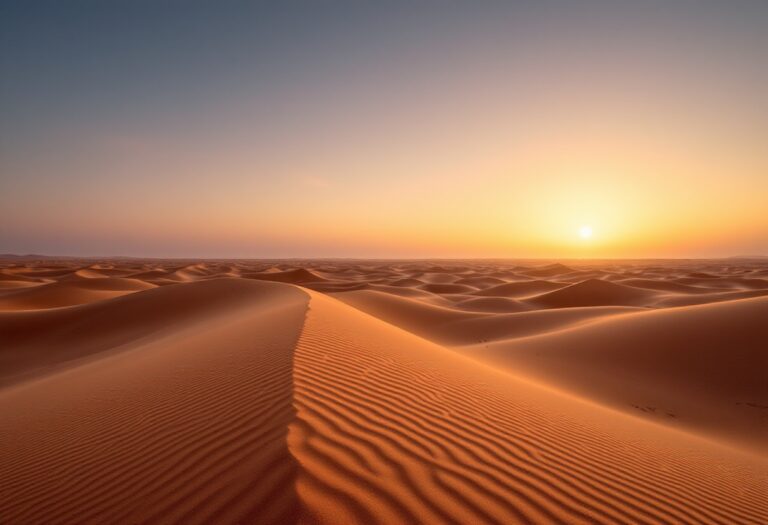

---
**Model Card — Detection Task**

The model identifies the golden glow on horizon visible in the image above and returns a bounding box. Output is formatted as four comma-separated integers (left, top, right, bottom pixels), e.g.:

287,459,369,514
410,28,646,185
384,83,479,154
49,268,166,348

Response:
2,3,766,259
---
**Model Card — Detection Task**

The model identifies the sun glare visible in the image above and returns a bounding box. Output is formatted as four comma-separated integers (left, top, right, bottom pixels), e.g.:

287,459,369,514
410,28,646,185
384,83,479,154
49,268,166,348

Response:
579,225,593,239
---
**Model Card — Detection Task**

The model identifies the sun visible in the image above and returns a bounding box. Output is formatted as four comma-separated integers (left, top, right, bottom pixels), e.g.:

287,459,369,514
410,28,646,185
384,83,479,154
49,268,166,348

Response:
579,225,593,239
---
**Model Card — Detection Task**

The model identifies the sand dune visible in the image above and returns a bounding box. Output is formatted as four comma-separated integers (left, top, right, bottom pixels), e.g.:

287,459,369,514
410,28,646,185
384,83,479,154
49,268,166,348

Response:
614,277,717,294
0,279,284,386
0,279,308,523
0,270,47,283
453,276,507,288
369,284,444,300
519,263,576,278
332,289,484,343
674,276,768,289
291,291,768,524
306,281,369,293
468,295,768,453
473,279,566,298
437,306,645,345
243,268,328,284
334,289,641,345
526,278,659,308
0,277,156,311
654,287,768,307
417,272,462,283
420,283,477,294
387,277,427,287
0,258,766,524
452,296,529,313
71,267,134,279
0,279,41,289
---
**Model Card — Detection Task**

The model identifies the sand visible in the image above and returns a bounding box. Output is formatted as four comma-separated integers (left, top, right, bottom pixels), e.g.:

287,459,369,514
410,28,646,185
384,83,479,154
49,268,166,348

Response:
1,258,766,524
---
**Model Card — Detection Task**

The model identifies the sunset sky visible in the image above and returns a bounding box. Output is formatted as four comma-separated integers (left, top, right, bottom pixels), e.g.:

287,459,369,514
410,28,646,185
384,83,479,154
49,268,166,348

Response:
1,1,767,258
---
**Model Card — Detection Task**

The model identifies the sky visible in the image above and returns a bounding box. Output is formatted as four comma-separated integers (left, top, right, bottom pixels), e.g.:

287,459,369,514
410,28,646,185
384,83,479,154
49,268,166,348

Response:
1,0,767,258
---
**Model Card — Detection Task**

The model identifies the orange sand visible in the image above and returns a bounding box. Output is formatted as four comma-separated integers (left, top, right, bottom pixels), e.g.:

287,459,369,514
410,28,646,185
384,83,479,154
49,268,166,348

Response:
1,258,766,524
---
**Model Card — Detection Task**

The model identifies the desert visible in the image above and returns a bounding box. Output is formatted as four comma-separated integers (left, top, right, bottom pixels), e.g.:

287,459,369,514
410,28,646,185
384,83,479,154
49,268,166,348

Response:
1,257,766,524
3,2,768,523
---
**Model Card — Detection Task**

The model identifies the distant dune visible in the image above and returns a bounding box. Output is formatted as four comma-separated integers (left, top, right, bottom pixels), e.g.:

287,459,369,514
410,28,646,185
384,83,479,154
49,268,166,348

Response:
525,278,659,308
472,279,567,298
0,277,155,311
1,258,766,524
519,262,576,278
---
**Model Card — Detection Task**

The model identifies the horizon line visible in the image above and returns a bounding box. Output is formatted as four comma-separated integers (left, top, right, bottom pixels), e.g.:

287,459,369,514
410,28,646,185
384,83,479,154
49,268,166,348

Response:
2,253,767,262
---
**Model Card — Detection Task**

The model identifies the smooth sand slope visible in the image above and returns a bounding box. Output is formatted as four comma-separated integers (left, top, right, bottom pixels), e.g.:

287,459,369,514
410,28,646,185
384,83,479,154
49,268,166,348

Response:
467,295,768,454
333,289,643,345
1,258,767,524
0,279,286,386
0,279,309,524
524,278,660,308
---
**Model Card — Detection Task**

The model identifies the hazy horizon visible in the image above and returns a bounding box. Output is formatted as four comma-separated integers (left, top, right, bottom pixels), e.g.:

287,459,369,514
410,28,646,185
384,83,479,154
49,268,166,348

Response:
2,1,767,258
0,252,768,262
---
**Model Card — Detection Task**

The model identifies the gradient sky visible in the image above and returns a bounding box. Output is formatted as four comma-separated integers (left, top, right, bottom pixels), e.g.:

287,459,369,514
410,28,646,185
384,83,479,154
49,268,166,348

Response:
2,1,767,258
